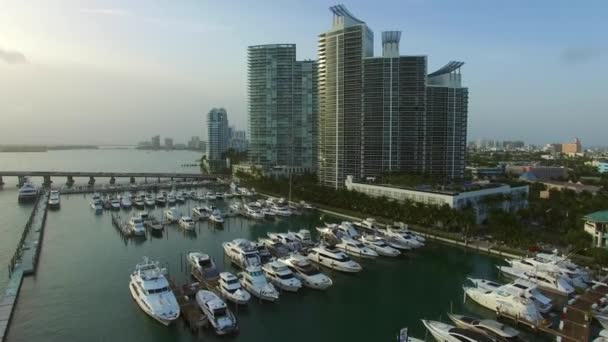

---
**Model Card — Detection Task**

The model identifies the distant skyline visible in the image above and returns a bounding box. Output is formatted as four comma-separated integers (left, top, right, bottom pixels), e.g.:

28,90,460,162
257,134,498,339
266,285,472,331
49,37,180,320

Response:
0,0,606,145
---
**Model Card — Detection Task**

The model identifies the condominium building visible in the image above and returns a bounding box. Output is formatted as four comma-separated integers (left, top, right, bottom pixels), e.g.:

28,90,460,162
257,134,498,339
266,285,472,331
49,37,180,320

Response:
164,138,174,150
247,44,317,173
151,135,160,149
207,108,229,163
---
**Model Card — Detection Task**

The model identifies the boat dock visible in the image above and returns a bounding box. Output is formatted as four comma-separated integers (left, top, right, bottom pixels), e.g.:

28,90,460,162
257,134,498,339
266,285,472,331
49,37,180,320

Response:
111,213,133,237
555,278,608,342
1,190,50,342
168,279,208,333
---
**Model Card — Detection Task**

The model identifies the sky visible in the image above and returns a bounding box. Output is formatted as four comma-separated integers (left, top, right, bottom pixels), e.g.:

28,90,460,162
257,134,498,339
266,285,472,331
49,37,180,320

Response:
0,0,606,146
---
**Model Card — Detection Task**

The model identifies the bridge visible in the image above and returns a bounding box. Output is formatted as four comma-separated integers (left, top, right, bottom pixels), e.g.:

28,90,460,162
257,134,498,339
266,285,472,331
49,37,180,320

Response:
0,171,217,187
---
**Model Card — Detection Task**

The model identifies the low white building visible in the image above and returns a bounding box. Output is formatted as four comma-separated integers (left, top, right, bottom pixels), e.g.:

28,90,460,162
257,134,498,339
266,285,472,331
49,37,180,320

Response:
345,176,529,223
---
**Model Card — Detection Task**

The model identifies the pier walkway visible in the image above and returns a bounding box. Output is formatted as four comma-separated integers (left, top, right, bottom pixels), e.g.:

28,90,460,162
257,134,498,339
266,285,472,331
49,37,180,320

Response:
1,191,49,341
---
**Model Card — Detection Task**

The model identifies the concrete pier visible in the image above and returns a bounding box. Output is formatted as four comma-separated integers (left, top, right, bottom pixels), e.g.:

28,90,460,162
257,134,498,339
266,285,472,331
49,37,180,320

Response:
66,176,74,186
88,176,95,186
0,176,3,186
43,175,52,186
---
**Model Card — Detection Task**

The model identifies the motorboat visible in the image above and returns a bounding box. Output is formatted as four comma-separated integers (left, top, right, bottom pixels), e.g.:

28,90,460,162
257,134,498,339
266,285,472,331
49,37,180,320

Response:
229,202,241,214
267,232,302,251
467,277,553,313
218,272,251,304
178,216,195,230
238,265,279,302
206,192,216,200
280,254,333,290
218,272,251,305
134,196,145,209
353,217,381,231
18,179,38,203
175,193,185,203
188,252,220,283
289,229,314,247
110,198,120,210
196,193,206,201
506,257,589,289
463,285,546,326
195,290,237,335
192,207,209,220
48,190,61,209
155,194,166,206
259,238,291,258
103,197,112,210
252,241,274,264
262,260,302,292
167,194,176,206
261,207,276,219
398,327,426,342
382,228,424,249
307,245,362,273
209,207,224,223
421,320,497,342
139,212,163,231
163,207,181,223
447,313,520,341
358,235,400,257
128,216,146,235
299,201,314,210
129,257,180,326
223,239,262,269
215,192,224,199
497,265,574,296
244,203,265,220
271,204,292,216
90,193,103,213
335,237,378,259
144,195,156,207
121,196,132,209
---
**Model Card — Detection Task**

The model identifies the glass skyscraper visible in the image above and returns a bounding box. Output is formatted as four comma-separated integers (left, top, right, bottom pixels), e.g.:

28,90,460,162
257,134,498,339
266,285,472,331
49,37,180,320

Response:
207,108,229,169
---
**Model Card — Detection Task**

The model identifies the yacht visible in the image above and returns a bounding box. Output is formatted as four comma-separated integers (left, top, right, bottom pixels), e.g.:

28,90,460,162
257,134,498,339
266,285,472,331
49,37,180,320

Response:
382,228,425,249
133,196,145,209
497,265,574,296
280,254,333,290
103,197,112,210
121,196,132,209
223,239,262,269
421,320,497,342
353,217,381,231
215,192,224,199
267,232,302,251
299,201,314,210
90,193,103,213
175,193,185,203
144,195,156,207
259,238,291,258
178,216,195,230
209,207,224,223
289,229,314,247
358,235,400,257
195,290,237,335
218,272,251,305
447,313,521,341
307,245,362,273
261,207,276,219
188,252,220,283
335,237,378,259
506,257,589,289
192,207,209,220
109,198,120,210
196,193,206,201
271,204,292,216
18,179,38,203
463,285,546,326
244,203,265,220
155,194,166,206
467,277,553,313
252,241,274,264
262,260,302,292
48,190,61,209
167,194,176,206
205,192,216,200
238,265,279,302
129,257,180,326
128,216,146,235
163,207,180,223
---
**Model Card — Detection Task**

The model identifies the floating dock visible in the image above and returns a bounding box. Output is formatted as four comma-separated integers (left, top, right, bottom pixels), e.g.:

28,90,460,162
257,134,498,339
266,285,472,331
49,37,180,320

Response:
168,279,208,332
111,213,133,237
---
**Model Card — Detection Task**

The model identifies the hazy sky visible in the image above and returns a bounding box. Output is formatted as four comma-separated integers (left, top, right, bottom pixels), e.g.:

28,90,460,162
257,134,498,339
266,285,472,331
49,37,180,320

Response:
0,0,606,146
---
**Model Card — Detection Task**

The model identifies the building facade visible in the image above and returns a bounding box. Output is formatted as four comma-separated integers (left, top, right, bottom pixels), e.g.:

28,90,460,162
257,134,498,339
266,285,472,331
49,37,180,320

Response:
164,138,173,150
229,128,249,152
584,211,608,248
151,135,160,149
562,138,582,156
248,44,317,173
207,108,229,164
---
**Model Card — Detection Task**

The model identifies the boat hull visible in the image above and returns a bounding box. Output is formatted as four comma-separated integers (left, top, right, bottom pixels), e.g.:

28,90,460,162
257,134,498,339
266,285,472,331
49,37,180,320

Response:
129,281,178,326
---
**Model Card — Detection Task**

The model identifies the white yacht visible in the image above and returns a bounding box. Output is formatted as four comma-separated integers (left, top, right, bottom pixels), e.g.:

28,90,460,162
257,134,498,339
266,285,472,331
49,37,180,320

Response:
129,257,180,326
383,228,424,249
353,217,381,231
48,190,61,209
192,207,209,220
336,237,378,259
195,290,238,335
307,245,362,273
421,320,497,342
209,207,224,223
467,277,553,313
271,204,292,216
90,193,103,213
259,238,291,258
120,196,132,209
223,239,262,269
178,216,195,230
289,229,314,247
196,193,206,201
167,193,176,205
163,207,180,223
18,179,38,202
215,192,224,199
175,193,185,204
238,265,279,302
358,235,400,257
506,257,589,289
280,254,333,290
156,194,166,206
497,265,574,296
267,232,302,251
144,195,156,207
448,313,520,341
262,260,302,292
134,196,145,209
205,192,216,200
128,216,146,235
463,285,546,326
111,198,121,210
188,252,220,283
218,272,251,305
244,203,265,220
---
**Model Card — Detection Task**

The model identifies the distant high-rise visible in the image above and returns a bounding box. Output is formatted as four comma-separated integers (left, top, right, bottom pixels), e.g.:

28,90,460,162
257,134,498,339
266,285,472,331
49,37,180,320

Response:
164,138,174,150
207,108,229,165
247,44,317,173
151,135,160,149
318,5,373,188
229,127,249,152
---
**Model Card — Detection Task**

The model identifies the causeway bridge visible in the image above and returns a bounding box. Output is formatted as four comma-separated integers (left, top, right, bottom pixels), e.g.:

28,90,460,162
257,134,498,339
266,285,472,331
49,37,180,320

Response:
0,171,217,187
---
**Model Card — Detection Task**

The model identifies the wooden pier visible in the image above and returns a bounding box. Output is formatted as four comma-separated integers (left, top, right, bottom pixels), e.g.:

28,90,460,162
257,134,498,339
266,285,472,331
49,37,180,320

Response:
168,279,208,332
111,214,133,237
555,278,608,342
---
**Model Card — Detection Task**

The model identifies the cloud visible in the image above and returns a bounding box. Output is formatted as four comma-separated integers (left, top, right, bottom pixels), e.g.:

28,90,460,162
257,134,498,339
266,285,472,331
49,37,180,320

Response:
80,8,127,16
0,47,27,64
560,47,603,65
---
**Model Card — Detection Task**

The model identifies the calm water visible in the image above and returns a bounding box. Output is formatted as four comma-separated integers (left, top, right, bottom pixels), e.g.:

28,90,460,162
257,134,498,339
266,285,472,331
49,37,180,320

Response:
0,150,538,341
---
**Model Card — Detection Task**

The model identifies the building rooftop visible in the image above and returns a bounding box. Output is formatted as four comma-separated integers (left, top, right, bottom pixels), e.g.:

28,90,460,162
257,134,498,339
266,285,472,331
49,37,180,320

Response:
585,210,608,223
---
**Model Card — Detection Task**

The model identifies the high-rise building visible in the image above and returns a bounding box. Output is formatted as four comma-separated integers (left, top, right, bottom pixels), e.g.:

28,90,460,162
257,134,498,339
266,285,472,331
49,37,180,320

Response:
151,135,160,149
188,136,201,150
229,128,249,152
361,31,427,177
207,108,229,165
318,5,373,188
247,44,317,173
562,138,582,156
164,138,174,150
